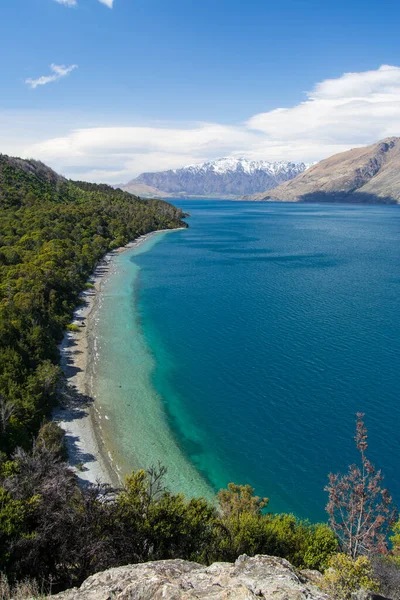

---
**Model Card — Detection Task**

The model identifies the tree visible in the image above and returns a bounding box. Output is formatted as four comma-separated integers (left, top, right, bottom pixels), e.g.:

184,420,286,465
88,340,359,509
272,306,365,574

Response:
217,483,268,519
0,396,15,435
325,413,397,558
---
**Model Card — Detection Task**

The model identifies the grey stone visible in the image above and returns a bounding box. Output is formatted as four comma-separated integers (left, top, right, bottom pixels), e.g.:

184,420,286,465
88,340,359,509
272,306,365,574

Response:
52,555,334,600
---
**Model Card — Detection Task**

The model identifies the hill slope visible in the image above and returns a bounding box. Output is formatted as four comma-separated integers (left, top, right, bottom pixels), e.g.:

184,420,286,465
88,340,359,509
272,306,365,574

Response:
116,180,175,198
0,153,186,455
0,154,79,207
119,157,309,198
253,138,400,203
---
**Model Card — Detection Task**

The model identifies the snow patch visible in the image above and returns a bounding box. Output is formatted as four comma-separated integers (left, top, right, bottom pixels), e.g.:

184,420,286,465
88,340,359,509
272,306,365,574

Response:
175,157,310,176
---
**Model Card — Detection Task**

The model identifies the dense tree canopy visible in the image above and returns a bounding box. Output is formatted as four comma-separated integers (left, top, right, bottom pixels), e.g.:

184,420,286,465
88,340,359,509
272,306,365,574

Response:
0,154,186,455
0,446,338,592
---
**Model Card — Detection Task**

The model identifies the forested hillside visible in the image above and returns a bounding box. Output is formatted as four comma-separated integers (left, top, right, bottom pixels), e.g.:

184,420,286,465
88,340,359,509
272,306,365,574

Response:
0,154,186,455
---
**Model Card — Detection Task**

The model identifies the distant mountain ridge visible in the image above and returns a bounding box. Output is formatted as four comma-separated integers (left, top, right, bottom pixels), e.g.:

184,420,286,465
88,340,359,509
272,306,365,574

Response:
118,157,309,198
250,137,400,204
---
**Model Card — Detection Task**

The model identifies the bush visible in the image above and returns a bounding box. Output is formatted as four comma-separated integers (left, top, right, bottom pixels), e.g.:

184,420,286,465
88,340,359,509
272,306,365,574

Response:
372,556,400,600
320,553,380,600
36,422,67,461
390,518,400,553
210,484,337,569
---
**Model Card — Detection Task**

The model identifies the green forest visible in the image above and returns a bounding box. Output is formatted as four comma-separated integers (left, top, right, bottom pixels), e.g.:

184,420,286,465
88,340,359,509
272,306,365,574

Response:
0,155,186,455
0,155,399,599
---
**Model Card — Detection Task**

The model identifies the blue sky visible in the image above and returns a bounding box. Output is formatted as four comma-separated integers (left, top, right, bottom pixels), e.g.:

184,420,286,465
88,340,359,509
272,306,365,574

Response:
1,0,400,181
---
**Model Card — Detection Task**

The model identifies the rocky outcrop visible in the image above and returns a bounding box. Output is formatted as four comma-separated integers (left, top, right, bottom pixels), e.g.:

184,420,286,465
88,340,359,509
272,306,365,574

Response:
119,158,309,198
52,555,333,600
252,137,400,204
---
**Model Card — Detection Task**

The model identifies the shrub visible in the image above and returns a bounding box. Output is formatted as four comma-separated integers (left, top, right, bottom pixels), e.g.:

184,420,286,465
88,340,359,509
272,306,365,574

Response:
320,553,380,600
390,518,400,553
210,484,337,569
372,556,400,600
36,422,67,461
260,515,337,571
292,521,338,571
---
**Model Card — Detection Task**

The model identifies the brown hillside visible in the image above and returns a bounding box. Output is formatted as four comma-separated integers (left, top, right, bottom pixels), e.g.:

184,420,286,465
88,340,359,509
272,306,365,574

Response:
256,137,400,203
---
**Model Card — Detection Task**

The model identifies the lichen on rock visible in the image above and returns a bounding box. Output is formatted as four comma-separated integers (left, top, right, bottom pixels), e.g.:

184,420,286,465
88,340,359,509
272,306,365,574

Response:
52,554,334,600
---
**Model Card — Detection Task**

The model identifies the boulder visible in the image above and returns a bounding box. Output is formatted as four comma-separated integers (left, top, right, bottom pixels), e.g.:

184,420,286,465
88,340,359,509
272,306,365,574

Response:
52,555,333,600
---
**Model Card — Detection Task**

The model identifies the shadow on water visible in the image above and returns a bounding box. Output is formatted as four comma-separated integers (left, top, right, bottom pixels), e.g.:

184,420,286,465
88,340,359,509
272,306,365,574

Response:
298,192,398,204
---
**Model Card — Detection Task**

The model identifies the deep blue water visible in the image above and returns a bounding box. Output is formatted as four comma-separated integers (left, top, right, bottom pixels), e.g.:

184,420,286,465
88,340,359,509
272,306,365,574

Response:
133,201,400,522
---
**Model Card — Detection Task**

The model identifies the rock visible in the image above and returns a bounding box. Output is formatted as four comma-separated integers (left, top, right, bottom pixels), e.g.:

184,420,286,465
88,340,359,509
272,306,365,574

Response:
350,591,392,600
52,555,333,600
300,569,324,586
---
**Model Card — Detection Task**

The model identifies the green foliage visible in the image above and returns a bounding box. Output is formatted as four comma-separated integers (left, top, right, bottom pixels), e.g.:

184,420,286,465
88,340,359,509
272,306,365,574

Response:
390,518,400,553
0,154,186,456
116,468,217,564
0,452,339,593
35,422,67,460
262,515,338,571
0,487,37,572
217,482,268,518
299,522,339,570
320,553,380,600
205,483,337,570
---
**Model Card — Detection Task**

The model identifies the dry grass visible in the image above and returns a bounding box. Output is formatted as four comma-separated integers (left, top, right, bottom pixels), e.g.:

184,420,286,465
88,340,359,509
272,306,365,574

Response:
0,573,51,599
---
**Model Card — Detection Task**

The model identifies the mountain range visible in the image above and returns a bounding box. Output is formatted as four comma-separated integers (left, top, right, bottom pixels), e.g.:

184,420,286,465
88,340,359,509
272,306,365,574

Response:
250,137,400,204
118,158,309,198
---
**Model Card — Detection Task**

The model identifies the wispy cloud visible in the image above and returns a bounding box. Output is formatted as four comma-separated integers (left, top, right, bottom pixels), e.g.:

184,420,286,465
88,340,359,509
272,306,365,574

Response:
13,65,400,182
54,0,77,6
54,0,113,6
25,64,78,89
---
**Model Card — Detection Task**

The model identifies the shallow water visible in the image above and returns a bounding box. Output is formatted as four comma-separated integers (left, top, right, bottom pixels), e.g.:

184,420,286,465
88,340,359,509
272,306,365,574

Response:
93,202,400,521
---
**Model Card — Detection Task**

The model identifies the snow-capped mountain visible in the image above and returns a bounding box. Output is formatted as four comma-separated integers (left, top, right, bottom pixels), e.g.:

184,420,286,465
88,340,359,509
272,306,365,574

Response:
174,157,307,177
119,158,309,198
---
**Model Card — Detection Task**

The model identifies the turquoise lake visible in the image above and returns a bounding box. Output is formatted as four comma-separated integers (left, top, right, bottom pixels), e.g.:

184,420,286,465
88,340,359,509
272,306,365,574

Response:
93,201,400,522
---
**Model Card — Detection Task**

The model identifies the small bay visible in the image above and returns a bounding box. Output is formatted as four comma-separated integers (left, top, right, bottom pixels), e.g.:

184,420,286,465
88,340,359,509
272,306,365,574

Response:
93,201,400,522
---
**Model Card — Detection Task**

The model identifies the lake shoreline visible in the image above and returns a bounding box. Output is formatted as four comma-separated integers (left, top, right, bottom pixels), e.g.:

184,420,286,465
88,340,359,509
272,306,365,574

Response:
54,228,184,488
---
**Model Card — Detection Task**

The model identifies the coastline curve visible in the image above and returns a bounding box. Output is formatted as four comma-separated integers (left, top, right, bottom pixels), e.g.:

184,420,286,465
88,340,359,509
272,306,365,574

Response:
55,228,213,499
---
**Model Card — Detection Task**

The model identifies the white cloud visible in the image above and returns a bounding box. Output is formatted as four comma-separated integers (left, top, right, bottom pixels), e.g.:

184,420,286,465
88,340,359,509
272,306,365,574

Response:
25,64,78,89
25,124,259,182
53,0,112,6
14,65,400,182
246,65,400,147
54,0,77,6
